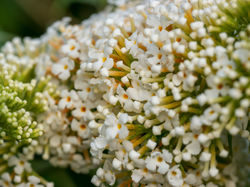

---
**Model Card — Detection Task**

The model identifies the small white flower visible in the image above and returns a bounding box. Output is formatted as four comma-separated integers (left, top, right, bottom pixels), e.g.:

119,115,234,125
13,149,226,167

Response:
50,135,61,147
91,175,102,186
145,151,170,174
112,158,122,171
52,57,74,80
126,80,152,102
200,151,211,162
201,104,220,126
62,143,71,153
167,165,183,187
102,114,129,140
72,102,93,120
71,119,90,139
197,94,207,106
209,166,219,177
58,90,79,109
183,133,201,156
190,116,202,130
28,176,40,184
131,168,150,183
129,150,140,160
184,173,196,185
146,139,157,150
61,39,80,58
0,173,11,187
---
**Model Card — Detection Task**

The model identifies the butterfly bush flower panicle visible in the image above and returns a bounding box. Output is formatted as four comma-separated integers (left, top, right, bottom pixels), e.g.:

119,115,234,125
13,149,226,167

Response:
1,0,249,186
32,0,250,186
47,0,248,186
33,0,249,186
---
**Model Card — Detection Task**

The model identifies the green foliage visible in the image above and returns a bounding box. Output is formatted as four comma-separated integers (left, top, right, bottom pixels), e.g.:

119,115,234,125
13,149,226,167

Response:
0,0,107,46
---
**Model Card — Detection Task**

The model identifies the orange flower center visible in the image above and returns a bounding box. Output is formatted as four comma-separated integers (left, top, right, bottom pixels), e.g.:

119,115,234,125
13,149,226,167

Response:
157,156,163,162
123,94,128,99
172,171,177,176
86,87,91,92
64,65,68,70
81,107,86,112
70,45,76,50
102,57,107,62
117,123,122,129
157,53,162,59
80,124,86,130
66,96,71,102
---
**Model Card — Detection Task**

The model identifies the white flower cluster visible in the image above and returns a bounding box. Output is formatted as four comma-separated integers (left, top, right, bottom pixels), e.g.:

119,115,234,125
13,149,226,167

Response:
0,155,54,187
0,0,249,186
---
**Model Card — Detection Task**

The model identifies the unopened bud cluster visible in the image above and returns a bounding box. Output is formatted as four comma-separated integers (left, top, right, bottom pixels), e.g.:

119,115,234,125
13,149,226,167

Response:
0,51,56,144
0,38,56,186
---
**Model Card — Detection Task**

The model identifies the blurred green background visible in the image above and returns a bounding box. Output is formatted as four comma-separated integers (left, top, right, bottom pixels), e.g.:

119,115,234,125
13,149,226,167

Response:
32,158,96,187
0,0,107,46
0,0,108,186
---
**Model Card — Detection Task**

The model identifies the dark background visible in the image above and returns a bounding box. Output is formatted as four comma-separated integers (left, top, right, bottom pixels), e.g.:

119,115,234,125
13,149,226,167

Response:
0,0,107,186
32,158,95,187
0,0,106,46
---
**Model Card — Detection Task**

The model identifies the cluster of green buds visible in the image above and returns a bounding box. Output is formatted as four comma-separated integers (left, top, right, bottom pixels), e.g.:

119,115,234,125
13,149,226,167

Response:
0,38,57,176
0,63,54,144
